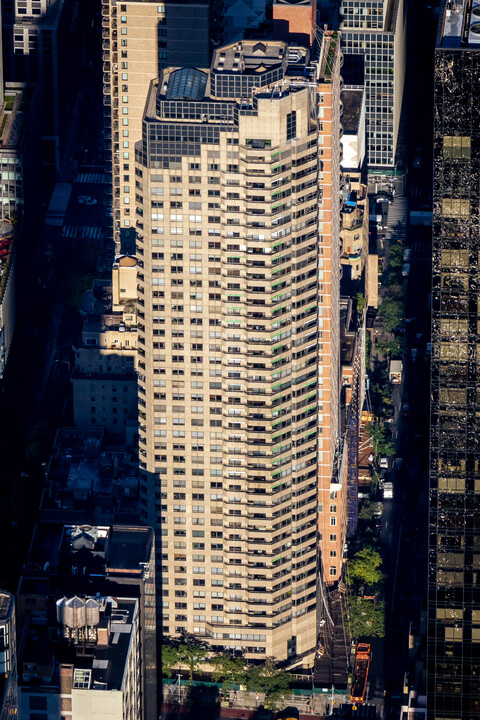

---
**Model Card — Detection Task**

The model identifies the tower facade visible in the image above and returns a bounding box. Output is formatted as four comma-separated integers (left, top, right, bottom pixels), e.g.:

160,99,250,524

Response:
101,0,210,255
429,2,480,717
136,37,344,663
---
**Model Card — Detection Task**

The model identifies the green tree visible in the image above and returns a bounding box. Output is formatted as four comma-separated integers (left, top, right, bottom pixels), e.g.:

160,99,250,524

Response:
367,422,394,457
370,472,381,490
347,597,385,639
210,654,246,690
348,546,386,587
376,337,404,359
388,243,404,269
356,292,366,314
370,383,393,414
161,642,181,678
177,641,209,682
245,659,291,710
379,297,405,332
358,500,381,521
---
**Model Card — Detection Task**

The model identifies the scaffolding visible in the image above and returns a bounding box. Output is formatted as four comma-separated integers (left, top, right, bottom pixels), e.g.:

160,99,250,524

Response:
346,322,366,537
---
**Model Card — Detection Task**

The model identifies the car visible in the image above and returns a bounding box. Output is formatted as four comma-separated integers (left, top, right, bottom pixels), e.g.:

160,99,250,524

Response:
383,481,394,499
393,457,403,469
105,205,113,217
411,348,418,362
379,457,389,469
402,403,410,416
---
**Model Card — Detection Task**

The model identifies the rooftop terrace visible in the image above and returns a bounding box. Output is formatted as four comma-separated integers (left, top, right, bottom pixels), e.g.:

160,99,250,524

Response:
0,87,32,151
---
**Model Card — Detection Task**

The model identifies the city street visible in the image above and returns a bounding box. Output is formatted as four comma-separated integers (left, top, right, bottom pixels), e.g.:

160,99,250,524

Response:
0,6,106,590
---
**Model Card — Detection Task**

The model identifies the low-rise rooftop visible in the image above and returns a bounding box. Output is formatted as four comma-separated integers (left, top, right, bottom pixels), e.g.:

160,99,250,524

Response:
21,596,138,693
23,522,153,581
42,429,139,520
341,88,364,134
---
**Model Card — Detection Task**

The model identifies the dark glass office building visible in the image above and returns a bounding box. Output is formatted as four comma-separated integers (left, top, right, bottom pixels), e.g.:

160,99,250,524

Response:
429,1,480,717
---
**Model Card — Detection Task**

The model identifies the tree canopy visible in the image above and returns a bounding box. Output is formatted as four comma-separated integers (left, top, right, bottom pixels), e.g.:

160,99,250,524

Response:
367,422,395,458
376,337,404,359
348,546,386,587
210,654,245,690
347,597,385,639
379,297,405,332
160,638,292,703
388,243,404,269
161,643,181,678
356,292,366,314
245,658,291,709
177,641,209,682
358,500,382,521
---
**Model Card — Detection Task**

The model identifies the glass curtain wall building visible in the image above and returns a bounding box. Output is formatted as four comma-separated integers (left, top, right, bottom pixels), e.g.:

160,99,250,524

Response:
429,1,480,717
338,0,405,168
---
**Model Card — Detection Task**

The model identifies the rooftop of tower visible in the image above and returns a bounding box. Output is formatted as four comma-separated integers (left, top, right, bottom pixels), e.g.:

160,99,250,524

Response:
151,34,339,114
438,0,480,48
212,40,288,73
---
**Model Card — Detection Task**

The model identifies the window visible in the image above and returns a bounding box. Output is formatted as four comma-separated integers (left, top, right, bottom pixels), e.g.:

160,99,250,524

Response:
443,135,471,159
442,198,470,217
73,669,91,689
29,697,47,710
286,111,297,141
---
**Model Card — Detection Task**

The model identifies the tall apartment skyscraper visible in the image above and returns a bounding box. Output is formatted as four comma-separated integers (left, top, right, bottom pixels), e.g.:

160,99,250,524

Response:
102,0,210,255
338,0,405,168
135,36,345,663
429,2,480,717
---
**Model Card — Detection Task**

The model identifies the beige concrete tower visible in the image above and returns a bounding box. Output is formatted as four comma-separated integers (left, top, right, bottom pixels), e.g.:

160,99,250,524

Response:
136,38,344,664
102,0,210,254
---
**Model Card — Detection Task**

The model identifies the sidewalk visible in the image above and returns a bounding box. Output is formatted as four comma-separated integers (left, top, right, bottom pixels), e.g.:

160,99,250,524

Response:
161,704,324,719
163,685,332,717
